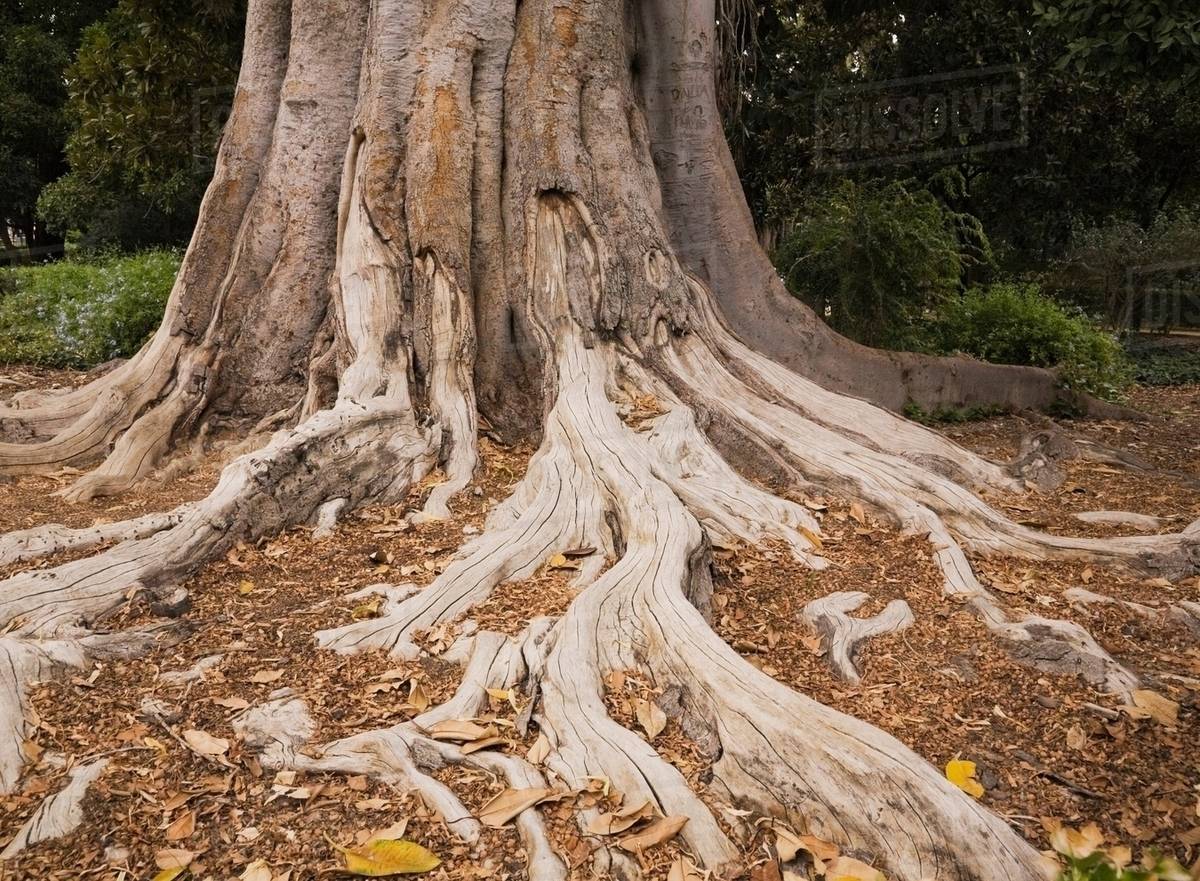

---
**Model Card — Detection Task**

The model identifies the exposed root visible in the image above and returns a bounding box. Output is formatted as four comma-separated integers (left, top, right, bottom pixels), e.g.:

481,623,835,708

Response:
1074,511,1164,532
0,627,176,793
802,591,915,684
0,508,190,569
0,759,108,859
238,631,566,881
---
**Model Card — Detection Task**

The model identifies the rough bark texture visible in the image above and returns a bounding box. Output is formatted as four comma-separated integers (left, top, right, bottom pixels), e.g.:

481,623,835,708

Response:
1,0,1197,878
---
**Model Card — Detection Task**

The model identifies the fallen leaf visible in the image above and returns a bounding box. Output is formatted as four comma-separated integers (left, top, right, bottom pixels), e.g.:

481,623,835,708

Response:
332,837,441,876
633,698,666,741
241,860,273,881
1128,690,1179,726
587,800,655,835
618,815,689,853
527,732,551,765
478,787,554,827
425,719,495,742
183,729,229,757
152,870,187,881
251,669,284,684
945,759,985,799
668,856,704,881
238,579,255,595
1049,823,1104,859
825,856,886,880
460,736,509,755
548,553,580,571
408,680,430,712
165,810,196,841
154,849,195,870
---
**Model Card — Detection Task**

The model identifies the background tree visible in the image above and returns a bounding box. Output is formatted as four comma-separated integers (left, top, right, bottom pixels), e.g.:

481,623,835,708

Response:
37,0,244,249
0,1,112,258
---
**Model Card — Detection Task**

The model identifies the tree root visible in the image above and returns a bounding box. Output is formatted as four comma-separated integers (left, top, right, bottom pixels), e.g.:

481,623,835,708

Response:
237,630,567,881
0,508,190,569
0,758,109,859
802,592,915,684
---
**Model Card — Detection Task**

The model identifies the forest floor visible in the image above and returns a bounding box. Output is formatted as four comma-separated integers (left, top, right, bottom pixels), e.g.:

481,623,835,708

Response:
0,367,1198,881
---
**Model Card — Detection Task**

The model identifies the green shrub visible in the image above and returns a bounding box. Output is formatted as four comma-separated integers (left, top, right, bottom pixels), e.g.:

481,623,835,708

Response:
773,176,991,350
1124,336,1200,386
928,283,1133,401
0,249,179,368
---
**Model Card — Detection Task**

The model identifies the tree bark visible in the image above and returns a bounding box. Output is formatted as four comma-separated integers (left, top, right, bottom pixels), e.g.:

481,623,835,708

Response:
0,1,1195,878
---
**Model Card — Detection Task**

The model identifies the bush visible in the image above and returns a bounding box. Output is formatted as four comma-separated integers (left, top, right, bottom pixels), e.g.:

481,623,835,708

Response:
773,176,991,350
0,249,179,368
1124,336,1200,386
928,283,1133,400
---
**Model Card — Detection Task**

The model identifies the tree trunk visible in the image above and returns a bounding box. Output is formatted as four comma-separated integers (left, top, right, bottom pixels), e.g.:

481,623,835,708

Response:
0,1,1196,878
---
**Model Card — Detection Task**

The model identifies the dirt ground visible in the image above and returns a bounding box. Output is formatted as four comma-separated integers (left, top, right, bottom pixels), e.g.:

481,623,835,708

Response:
1,369,1198,881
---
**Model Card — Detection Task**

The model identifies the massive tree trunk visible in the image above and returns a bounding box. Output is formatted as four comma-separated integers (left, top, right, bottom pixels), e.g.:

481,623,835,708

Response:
0,1,1196,878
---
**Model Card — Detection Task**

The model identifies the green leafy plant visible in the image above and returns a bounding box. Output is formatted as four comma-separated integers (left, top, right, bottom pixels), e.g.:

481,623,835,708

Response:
773,177,990,350
928,283,1133,400
1048,823,1191,881
0,249,179,367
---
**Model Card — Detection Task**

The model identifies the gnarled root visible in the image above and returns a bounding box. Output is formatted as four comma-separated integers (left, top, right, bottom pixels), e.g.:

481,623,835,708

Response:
237,630,566,881
0,759,109,858
802,592,915,684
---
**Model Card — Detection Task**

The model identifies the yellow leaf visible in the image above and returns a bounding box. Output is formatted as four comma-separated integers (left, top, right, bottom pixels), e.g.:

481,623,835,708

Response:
152,869,187,881
238,580,255,595
945,759,985,799
1049,823,1104,859
798,526,823,550
333,838,441,876
548,553,580,571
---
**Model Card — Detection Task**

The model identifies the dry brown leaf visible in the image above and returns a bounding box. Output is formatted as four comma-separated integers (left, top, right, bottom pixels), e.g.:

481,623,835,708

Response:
460,736,509,755
251,669,284,684
408,680,430,712
527,732,551,765
426,719,496,742
165,809,196,841
667,856,704,881
587,800,655,835
1128,690,1179,726
618,815,689,853
633,698,667,741
240,860,273,881
213,696,250,710
478,787,554,827
825,856,887,880
183,729,229,757
155,849,195,870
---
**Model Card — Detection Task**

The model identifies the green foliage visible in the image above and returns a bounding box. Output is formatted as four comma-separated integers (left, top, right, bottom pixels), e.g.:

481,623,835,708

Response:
928,283,1134,400
37,0,243,248
0,1,114,252
902,402,1008,425
1035,0,1200,92
1055,850,1190,881
1124,336,1200,386
0,249,178,367
773,177,990,349
731,1,1200,272
1051,209,1200,329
